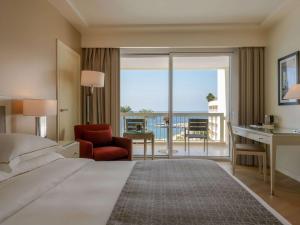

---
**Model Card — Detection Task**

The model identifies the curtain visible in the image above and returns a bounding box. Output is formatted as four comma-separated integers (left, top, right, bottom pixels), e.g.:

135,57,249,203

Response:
238,47,265,166
82,48,120,136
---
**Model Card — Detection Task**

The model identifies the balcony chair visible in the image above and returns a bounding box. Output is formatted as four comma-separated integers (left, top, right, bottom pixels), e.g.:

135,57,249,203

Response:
227,121,266,181
124,118,151,145
74,124,132,161
125,118,146,131
184,118,209,153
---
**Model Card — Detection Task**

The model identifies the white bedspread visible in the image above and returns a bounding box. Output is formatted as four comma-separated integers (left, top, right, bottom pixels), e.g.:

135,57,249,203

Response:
0,158,135,225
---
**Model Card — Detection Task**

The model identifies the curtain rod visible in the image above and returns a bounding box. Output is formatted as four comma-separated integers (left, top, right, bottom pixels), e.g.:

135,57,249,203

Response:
121,51,235,57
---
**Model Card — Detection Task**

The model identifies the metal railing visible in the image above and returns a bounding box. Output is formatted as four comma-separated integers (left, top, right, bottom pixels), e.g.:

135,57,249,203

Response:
120,112,225,143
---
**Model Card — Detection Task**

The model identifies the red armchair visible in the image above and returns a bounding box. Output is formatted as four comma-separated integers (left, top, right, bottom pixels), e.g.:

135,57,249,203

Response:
74,124,132,161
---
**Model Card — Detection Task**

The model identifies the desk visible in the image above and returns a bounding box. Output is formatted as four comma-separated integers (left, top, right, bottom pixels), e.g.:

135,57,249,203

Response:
232,125,300,195
123,131,155,160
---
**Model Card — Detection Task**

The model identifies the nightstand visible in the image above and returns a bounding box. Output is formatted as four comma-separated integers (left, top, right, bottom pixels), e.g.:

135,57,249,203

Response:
57,141,79,158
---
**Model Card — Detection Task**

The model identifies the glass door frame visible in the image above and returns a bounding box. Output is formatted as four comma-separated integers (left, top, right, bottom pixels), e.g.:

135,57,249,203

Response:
168,52,233,159
121,50,234,159
120,53,170,158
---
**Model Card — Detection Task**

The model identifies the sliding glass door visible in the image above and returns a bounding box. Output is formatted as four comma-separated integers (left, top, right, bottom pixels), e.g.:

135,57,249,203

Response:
120,53,230,158
120,56,169,157
170,54,229,157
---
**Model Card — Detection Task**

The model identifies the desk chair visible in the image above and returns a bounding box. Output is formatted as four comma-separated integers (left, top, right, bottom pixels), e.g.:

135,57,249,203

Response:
227,121,267,181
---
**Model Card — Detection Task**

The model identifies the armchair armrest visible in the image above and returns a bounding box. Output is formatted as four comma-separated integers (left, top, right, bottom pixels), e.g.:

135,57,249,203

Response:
112,137,132,160
76,139,93,159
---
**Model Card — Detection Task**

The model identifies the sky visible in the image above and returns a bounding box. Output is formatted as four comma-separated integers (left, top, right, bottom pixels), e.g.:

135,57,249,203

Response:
121,69,218,112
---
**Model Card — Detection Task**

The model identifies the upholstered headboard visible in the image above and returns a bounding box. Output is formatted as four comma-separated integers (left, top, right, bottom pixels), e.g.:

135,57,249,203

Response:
0,105,6,133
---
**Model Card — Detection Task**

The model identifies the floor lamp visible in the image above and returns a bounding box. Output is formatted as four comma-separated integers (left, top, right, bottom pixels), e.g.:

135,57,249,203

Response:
23,99,57,137
81,70,105,124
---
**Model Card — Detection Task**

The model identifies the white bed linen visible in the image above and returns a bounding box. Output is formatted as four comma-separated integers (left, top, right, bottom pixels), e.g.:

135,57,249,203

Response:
0,158,135,225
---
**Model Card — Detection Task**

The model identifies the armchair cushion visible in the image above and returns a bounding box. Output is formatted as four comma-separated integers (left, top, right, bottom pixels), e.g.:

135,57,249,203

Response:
77,139,93,159
82,129,112,147
93,146,128,161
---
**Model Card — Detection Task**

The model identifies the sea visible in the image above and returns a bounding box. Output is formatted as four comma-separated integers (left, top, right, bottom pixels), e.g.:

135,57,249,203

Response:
120,113,209,141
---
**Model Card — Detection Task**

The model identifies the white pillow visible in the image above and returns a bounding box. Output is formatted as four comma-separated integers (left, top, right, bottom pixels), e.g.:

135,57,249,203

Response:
0,152,63,182
0,133,58,163
0,145,65,172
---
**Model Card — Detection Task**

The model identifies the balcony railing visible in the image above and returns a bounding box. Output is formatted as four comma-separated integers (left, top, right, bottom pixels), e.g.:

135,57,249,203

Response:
120,112,225,143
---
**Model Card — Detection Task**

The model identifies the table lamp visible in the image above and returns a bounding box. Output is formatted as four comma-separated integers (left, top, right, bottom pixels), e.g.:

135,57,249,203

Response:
23,99,57,137
81,70,105,124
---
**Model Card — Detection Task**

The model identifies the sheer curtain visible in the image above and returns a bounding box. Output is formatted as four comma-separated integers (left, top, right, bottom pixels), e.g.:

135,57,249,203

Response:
238,47,265,165
82,48,120,136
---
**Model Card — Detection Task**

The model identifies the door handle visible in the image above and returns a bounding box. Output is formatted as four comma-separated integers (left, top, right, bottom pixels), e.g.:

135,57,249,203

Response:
60,108,69,112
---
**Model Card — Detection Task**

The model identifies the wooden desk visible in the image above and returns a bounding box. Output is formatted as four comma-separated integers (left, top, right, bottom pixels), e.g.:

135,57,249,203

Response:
123,131,155,160
232,125,300,195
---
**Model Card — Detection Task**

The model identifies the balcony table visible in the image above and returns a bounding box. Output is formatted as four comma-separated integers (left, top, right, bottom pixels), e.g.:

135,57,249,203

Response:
155,123,185,154
123,130,155,160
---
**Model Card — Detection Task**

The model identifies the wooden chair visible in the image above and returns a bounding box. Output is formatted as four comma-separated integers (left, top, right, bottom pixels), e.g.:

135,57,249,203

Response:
124,118,150,145
185,118,209,153
227,121,267,182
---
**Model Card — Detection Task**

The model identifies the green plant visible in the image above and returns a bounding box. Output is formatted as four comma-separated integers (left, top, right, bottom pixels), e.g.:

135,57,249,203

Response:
138,108,154,113
120,105,133,113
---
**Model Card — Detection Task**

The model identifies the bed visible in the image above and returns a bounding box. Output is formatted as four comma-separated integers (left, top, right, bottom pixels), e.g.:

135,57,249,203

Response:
0,134,290,225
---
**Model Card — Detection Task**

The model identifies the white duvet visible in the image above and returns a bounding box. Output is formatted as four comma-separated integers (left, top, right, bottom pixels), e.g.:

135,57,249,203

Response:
0,158,135,225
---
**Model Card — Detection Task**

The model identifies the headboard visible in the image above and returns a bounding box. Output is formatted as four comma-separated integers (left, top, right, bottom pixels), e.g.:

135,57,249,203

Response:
0,105,6,133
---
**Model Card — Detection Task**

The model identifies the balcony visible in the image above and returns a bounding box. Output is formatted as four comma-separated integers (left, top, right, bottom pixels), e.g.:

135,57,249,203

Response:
121,112,228,157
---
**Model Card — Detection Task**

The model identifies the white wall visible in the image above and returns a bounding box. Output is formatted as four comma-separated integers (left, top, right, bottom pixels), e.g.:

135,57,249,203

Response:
0,0,81,139
265,3,300,181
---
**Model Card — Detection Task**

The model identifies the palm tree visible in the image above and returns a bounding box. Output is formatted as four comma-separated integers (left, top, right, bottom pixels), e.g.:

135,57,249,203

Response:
206,93,216,102
120,105,133,113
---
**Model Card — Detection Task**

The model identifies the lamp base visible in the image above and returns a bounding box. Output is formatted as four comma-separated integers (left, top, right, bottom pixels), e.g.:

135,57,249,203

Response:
35,116,47,137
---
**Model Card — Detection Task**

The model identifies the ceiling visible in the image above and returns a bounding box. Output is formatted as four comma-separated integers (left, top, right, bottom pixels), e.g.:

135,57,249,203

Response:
49,0,294,32
69,0,284,26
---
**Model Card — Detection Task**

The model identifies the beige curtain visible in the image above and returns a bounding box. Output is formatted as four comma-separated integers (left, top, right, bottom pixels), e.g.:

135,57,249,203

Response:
82,48,120,136
238,47,265,165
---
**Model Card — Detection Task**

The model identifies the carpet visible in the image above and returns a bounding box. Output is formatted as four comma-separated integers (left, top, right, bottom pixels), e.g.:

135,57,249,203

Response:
107,159,283,225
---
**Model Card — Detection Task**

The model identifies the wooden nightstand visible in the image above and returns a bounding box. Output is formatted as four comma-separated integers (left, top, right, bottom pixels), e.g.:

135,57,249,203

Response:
57,141,79,158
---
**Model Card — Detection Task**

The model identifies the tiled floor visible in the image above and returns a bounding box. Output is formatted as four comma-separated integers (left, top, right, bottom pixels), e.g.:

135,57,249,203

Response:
132,142,229,157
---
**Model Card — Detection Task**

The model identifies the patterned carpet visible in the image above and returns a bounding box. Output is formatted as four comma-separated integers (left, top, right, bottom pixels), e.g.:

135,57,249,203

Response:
107,159,283,225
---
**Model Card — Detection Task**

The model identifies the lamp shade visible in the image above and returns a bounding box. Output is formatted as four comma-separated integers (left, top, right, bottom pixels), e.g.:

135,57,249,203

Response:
81,70,105,87
23,99,57,116
284,84,300,100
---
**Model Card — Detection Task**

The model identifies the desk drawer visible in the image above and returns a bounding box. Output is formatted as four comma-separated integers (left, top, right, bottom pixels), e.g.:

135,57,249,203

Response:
247,133,271,144
232,128,247,137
